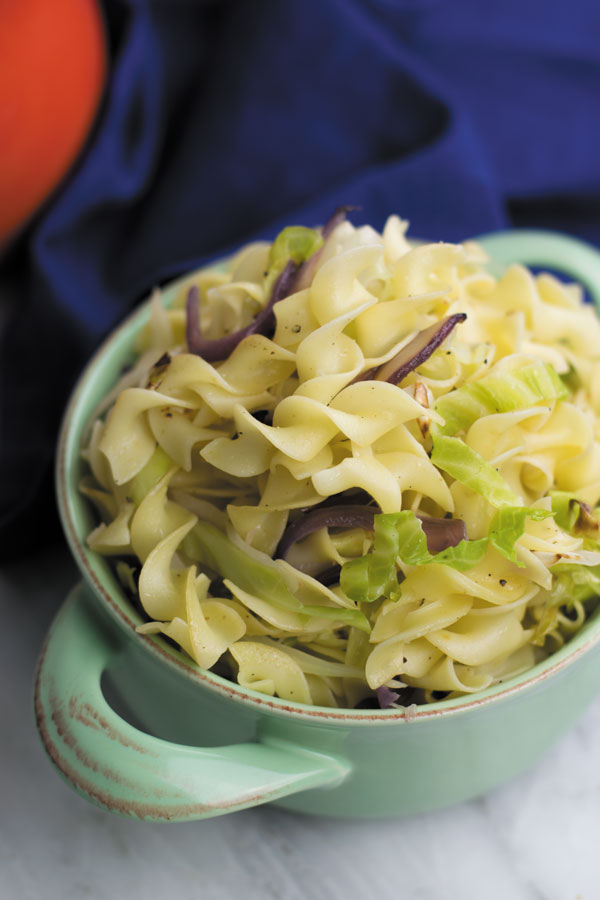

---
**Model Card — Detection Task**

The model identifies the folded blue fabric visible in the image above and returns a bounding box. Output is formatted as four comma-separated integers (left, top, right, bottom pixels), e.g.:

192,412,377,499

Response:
3,0,600,550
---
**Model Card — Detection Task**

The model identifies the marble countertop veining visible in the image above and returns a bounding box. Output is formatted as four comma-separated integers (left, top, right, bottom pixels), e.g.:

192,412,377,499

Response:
1,545,597,900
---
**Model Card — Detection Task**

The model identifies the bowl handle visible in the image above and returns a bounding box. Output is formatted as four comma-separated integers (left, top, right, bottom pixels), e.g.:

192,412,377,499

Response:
34,584,351,821
475,229,600,309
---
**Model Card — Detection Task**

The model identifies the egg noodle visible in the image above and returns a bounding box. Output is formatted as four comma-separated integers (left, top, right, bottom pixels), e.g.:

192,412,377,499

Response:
81,214,600,708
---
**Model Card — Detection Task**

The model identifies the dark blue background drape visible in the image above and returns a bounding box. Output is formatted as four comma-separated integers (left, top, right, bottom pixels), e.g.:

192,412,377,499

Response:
3,0,600,555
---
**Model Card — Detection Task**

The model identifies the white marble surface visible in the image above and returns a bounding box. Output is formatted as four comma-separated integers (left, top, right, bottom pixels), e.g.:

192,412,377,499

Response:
2,544,598,900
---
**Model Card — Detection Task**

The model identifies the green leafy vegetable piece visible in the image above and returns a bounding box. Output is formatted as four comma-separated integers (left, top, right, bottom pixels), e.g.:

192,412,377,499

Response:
264,226,323,295
434,362,568,437
340,515,404,604
561,362,582,393
533,563,600,644
182,521,370,629
128,446,174,506
340,507,552,603
550,491,600,540
488,506,553,564
389,512,489,571
550,564,600,606
339,557,374,605
182,521,303,611
302,605,371,633
431,434,519,508
550,491,581,533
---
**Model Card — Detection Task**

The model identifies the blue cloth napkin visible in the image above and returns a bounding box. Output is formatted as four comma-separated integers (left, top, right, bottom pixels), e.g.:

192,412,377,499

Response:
3,0,600,553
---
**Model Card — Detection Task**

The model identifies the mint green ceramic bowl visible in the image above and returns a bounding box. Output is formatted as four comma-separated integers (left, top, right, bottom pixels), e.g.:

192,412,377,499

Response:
35,230,600,822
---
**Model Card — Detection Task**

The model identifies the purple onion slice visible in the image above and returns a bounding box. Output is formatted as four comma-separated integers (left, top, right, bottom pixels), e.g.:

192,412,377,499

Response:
573,500,600,536
275,505,378,559
418,516,467,553
186,259,298,361
314,563,342,586
372,313,467,385
294,205,359,291
276,502,468,561
350,365,379,385
322,204,360,240
377,686,400,709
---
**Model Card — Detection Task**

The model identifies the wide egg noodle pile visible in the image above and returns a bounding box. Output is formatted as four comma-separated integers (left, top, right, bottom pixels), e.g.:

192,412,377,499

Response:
81,215,600,708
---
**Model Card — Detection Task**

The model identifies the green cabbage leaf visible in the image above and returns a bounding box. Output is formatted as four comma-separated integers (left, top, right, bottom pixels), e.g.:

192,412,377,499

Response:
182,520,370,631
430,434,519,508
340,507,552,604
434,362,568,437
264,226,323,295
